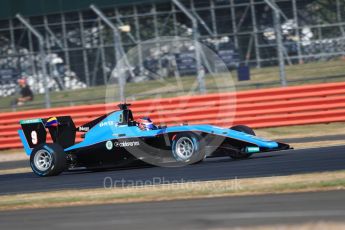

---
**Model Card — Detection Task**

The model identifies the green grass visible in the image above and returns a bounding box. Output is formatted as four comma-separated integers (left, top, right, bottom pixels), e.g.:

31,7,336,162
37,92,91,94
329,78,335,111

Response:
256,122,345,139
1,59,345,112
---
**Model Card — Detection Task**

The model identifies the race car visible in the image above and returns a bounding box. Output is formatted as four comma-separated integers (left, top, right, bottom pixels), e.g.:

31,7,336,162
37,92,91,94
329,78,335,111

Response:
18,103,291,177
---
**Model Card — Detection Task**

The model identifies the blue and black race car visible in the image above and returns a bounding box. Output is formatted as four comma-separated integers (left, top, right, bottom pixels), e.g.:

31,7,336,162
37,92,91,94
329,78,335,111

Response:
18,104,291,177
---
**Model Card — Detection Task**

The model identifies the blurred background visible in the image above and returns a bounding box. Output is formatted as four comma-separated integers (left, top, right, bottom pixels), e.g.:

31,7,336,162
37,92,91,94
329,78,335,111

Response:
0,0,344,110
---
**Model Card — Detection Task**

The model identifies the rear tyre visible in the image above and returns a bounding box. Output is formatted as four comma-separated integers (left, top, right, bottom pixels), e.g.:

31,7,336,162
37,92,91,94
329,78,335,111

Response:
230,125,256,160
30,143,66,177
172,133,206,164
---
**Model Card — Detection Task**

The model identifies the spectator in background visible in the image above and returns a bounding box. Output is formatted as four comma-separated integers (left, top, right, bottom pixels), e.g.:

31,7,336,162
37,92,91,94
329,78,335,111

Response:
16,78,34,106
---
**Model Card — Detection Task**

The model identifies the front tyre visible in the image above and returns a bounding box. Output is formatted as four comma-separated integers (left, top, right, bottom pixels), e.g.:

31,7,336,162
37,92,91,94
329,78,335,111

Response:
30,143,66,177
230,125,255,136
230,125,256,160
172,133,206,164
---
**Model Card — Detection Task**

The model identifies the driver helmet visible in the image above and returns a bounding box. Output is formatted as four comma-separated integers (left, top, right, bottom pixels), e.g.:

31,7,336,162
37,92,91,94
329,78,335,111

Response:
138,117,156,130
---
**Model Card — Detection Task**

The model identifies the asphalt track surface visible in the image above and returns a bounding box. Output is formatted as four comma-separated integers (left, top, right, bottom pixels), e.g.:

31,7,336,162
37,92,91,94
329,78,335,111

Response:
1,145,345,195
1,190,344,229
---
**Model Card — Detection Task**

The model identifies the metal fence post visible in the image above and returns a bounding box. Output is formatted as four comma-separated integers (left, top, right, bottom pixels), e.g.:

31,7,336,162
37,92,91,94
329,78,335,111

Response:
172,0,206,93
264,0,287,87
274,10,287,87
16,14,51,108
90,4,134,102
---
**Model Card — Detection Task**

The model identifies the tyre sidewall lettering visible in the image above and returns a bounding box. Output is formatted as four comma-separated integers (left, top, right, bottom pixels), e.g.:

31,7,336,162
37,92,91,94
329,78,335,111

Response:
30,144,59,176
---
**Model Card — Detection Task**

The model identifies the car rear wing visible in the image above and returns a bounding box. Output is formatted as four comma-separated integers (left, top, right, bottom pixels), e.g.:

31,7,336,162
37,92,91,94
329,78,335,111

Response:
19,116,76,155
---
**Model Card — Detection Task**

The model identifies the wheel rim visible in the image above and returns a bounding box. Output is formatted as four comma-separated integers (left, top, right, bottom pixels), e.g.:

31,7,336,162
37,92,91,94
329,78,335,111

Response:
34,150,52,171
175,137,195,161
